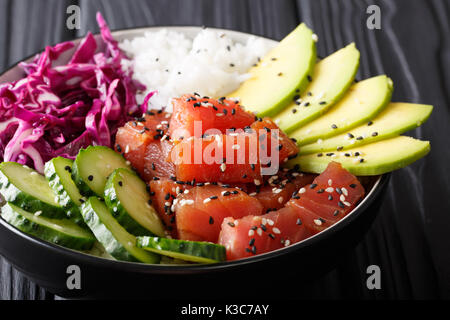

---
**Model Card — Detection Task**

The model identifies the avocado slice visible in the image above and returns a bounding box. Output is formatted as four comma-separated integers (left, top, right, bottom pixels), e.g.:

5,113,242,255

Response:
299,102,433,155
288,136,430,176
274,43,360,134
290,75,393,146
228,23,316,117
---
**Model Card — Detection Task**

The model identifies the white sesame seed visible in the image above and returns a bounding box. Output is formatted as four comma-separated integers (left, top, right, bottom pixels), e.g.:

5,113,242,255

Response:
325,187,334,193
328,179,333,186
216,113,224,117
340,194,346,202
203,198,211,204
267,219,274,226
249,192,257,196
231,144,240,150
176,186,181,194
272,227,281,234
254,179,261,186
220,163,226,172
125,161,131,166
261,218,267,225
278,196,284,204
234,220,239,226
314,219,323,226
248,229,255,236
312,33,319,42
273,188,283,194
317,139,323,144
342,187,348,196
284,239,291,247
30,171,38,176
184,189,189,194
257,228,263,236
165,201,171,207
344,201,351,207
34,211,42,216
299,188,306,194
125,145,130,153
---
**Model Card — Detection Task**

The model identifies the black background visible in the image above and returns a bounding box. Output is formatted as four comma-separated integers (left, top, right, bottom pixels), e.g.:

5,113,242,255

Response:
0,0,449,300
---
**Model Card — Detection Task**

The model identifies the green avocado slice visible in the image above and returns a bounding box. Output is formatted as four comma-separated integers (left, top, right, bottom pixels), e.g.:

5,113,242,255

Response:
299,102,433,155
290,75,393,146
228,23,316,117
274,43,360,134
288,136,430,176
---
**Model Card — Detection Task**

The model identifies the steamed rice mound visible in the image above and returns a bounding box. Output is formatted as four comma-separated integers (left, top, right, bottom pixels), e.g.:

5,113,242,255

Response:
119,28,274,111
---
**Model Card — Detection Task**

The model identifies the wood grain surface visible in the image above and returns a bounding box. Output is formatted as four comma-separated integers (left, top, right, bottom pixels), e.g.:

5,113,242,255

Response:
0,0,448,300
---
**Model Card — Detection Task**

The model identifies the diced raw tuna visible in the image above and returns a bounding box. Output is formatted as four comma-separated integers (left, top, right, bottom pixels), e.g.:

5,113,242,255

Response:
168,94,255,140
115,110,173,181
168,118,299,183
174,184,263,242
218,162,365,260
218,206,312,261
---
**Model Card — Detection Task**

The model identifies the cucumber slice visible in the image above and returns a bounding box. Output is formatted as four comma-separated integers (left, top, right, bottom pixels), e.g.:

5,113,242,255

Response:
44,157,86,227
104,168,165,237
72,146,131,196
0,162,65,218
80,197,160,263
1,202,95,250
136,236,226,264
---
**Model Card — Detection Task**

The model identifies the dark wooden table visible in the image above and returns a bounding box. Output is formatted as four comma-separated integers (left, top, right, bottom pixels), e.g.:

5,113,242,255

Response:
0,0,448,300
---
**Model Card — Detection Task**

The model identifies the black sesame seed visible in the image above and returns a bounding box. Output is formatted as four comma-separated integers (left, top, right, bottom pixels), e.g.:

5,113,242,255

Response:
317,189,325,194
331,124,338,129
356,136,364,140
210,196,218,200
88,175,93,181
307,75,312,82
260,224,267,232
326,153,335,157
310,183,317,189
317,153,323,157
336,187,342,195
292,108,297,114
228,222,235,227
152,177,160,181
151,163,156,170
337,146,344,151
278,72,283,76
347,133,354,139
333,210,339,216
231,108,236,115
349,184,357,188
372,132,379,137
118,181,123,187
304,102,310,107
338,201,345,208
148,199,152,205
296,218,302,225
164,193,170,200
354,152,360,156
268,233,275,239
319,101,327,105
64,166,72,173
360,158,365,163
209,216,214,224
328,195,333,201
251,246,256,254
249,238,255,246
368,121,373,126
116,145,122,152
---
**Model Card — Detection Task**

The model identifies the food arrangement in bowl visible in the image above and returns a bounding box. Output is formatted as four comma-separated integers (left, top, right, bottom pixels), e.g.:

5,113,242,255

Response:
0,13,432,267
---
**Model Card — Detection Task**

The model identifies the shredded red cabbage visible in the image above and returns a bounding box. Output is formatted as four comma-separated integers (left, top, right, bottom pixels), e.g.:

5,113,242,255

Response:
0,13,146,173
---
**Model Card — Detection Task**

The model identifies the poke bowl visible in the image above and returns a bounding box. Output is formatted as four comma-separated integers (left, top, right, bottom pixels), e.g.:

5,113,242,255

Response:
0,14,431,299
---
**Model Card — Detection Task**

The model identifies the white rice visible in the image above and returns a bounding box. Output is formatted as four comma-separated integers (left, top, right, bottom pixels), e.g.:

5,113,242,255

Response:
119,28,274,111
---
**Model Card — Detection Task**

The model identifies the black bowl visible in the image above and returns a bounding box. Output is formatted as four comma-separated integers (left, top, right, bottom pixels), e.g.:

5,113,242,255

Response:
0,27,391,299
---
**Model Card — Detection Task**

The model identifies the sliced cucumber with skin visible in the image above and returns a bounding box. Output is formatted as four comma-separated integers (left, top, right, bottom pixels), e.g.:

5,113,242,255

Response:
136,236,226,264
1,202,95,250
72,146,131,197
104,168,165,237
44,157,86,227
0,162,65,218
81,197,160,263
